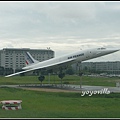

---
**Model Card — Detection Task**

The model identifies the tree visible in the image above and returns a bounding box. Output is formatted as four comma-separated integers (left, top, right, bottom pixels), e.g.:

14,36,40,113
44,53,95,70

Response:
0,66,4,75
4,68,14,75
79,72,83,76
58,72,65,88
66,67,75,75
38,75,45,86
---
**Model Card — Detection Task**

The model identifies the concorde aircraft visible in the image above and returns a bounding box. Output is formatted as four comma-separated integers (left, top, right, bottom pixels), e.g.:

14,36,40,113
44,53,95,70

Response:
5,47,119,78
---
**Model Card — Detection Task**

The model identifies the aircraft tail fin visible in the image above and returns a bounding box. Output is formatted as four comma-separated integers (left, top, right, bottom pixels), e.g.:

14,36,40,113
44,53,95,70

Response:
25,52,39,66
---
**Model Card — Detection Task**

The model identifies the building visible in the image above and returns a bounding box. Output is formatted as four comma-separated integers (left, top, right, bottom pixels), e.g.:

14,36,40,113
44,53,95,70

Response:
0,48,54,73
72,61,120,74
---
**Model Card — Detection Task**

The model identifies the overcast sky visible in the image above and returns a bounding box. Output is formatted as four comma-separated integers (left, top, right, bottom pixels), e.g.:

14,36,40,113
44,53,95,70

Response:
0,1,120,62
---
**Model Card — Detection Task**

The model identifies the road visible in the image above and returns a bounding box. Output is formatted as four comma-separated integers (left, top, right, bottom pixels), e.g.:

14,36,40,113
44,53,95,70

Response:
0,84,120,93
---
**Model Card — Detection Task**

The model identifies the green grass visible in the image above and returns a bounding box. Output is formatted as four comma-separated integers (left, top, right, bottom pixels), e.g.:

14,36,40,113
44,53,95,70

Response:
0,75,120,87
0,87,120,118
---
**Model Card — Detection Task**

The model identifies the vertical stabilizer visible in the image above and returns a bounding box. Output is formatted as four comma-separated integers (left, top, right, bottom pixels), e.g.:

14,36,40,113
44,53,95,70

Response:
25,52,39,66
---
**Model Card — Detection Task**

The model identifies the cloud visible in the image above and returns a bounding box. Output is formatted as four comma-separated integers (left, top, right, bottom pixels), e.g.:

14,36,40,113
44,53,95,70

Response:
0,1,120,61
43,2,97,21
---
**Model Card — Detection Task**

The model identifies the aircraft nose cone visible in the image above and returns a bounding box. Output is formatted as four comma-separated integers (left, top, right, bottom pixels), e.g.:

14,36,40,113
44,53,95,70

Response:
96,48,120,56
107,48,120,53
103,48,120,56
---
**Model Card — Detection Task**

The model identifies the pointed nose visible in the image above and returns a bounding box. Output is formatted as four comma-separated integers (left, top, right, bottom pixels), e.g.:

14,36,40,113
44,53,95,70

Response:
96,48,120,56
106,48,120,53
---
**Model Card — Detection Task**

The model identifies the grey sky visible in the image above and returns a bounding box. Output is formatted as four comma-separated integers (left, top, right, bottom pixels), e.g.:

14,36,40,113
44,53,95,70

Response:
0,1,120,61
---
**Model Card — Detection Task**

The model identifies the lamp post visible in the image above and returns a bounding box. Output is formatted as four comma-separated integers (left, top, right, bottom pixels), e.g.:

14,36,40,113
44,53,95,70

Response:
78,62,83,89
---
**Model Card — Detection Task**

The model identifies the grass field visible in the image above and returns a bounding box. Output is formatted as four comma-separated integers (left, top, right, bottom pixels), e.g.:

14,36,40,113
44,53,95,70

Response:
0,87,120,118
0,75,120,87
0,75,120,118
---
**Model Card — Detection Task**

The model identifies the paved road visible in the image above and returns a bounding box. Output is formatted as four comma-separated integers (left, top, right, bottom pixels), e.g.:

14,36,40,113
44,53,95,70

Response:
0,84,120,93
69,84,120,93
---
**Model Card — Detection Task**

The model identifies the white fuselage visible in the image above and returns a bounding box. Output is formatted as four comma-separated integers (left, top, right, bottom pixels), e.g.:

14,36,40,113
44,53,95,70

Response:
22,47,119,70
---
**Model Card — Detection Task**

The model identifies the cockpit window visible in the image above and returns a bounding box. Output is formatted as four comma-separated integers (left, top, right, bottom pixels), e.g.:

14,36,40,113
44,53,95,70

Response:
97,47,106,50
101,47,106,49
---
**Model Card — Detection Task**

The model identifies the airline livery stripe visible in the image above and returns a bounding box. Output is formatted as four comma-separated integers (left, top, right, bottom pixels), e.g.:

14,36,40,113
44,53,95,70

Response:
25,52,34,64
26,60,29,65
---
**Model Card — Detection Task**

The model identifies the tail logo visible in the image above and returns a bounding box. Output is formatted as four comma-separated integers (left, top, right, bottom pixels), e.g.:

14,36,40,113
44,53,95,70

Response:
25,52,34,65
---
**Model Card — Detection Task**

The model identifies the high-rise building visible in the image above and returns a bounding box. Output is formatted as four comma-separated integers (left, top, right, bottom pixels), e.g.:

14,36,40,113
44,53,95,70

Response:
0,48,54,72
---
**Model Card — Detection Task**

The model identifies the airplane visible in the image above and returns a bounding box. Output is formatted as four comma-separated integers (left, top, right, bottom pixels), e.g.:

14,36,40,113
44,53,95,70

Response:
5,47,120,78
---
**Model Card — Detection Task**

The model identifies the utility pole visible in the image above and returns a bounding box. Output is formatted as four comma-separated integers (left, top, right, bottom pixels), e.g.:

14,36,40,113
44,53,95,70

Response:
79,72,83,89
78,62,83,89
48,73,50,85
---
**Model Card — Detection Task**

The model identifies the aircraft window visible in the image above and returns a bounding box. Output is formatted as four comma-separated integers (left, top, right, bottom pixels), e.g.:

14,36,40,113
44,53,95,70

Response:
68,56,72,59
97,48,106,50
79,53,84,56
101,47,106,50
69,54,84,59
